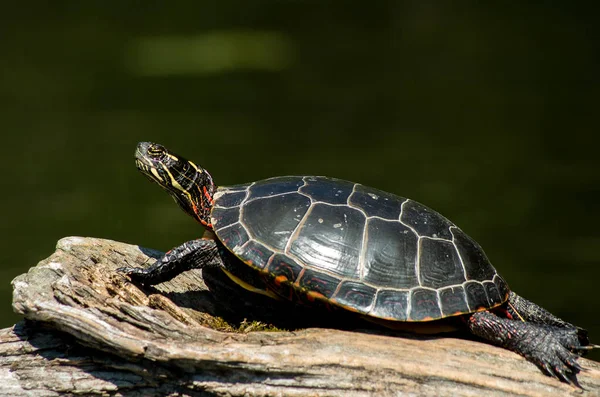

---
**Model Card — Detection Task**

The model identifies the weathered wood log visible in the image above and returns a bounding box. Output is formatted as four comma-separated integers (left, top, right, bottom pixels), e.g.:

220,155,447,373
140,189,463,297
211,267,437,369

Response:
2,237,599,396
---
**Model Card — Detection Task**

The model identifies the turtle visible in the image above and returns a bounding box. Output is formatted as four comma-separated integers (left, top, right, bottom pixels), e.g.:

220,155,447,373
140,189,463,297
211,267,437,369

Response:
119,141,595,386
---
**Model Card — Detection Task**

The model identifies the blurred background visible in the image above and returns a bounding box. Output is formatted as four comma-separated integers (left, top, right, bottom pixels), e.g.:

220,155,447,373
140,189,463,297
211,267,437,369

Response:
1,2,598,361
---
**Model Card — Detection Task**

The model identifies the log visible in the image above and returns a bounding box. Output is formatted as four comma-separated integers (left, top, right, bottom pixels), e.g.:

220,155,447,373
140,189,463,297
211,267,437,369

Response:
2,236,599,396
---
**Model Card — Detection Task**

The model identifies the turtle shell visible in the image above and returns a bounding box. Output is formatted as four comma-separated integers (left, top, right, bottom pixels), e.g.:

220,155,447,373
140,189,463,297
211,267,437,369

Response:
210,176,509,322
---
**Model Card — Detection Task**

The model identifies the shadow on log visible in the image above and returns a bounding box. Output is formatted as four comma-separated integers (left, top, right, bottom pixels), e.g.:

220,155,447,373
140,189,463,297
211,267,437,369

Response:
2,236,599,396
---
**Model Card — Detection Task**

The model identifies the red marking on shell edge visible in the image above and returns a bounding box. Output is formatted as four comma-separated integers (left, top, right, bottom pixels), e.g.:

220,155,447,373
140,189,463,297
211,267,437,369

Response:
306,291,325,302
341,304,359,313
293,269,306,286
274,275,287,286
328,299,359,313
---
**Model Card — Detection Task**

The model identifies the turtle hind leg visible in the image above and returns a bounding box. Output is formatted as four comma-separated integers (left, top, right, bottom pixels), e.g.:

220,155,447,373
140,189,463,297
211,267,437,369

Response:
467,311,586,387
508,291,574,328
118,238,223,285
507,292,593,351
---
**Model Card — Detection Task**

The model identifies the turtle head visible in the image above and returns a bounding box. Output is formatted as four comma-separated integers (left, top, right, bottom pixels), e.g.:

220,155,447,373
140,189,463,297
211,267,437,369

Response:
135,142,215,228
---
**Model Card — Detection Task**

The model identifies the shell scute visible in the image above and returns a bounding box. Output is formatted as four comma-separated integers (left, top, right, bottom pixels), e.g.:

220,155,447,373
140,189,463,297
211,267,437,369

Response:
297,268,341,299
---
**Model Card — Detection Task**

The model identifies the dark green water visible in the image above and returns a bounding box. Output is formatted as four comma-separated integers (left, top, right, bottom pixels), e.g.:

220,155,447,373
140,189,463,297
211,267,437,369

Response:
1,3,598,361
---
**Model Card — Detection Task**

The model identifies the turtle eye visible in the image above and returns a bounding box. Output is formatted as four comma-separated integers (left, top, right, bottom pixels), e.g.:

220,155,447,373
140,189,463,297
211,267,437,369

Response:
147,144,165,157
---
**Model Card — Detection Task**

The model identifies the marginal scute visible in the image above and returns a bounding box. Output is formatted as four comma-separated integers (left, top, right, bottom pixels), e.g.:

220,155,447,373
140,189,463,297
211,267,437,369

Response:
297,269,341,299
332,281,377,313
214,189,247,208
464,281,490,309
371,289,409,321
219,182,252,192
410,289,442,321
494,275,510,302
238,240,273,270
439,286,470,317
484,281,503,306
216,223,250,251
211,206,240,229
266,254,304,283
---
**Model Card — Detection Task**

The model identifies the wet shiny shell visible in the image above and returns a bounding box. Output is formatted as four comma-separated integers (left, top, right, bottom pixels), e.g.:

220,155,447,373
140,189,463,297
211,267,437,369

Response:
211,176,509,322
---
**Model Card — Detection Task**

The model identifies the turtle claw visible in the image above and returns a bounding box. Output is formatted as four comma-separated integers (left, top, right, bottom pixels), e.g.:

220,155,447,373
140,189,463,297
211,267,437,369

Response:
532,340,587,388
554,369,573,386
116,265,154,285
538,356,581,388
117,266,144,276
116,266,140,274
560,351,583,373
571,361,584,372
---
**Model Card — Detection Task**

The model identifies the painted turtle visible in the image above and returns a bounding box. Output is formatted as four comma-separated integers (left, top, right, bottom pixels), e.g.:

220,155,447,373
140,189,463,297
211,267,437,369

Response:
120,142,594,386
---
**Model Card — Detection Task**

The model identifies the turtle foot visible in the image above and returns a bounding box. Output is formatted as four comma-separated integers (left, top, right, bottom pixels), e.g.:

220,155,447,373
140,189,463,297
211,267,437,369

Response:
468,311,588,388
525,330,584,387
116,265,153,284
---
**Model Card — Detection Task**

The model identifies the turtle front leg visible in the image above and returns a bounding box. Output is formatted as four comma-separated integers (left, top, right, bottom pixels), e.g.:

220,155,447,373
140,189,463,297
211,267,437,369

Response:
118,238,224,285
467,311,587,385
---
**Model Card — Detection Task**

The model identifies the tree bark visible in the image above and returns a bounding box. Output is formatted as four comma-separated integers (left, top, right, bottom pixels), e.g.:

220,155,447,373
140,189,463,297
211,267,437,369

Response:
2,236,599,396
